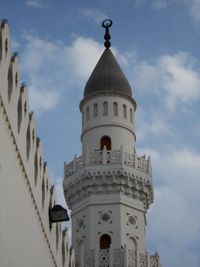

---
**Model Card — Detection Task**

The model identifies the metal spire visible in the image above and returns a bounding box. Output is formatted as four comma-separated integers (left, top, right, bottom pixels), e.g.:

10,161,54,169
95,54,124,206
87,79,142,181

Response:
102,19,112,49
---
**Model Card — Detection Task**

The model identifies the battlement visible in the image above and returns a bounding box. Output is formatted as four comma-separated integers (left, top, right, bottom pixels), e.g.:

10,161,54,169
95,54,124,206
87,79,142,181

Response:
0,20,74,267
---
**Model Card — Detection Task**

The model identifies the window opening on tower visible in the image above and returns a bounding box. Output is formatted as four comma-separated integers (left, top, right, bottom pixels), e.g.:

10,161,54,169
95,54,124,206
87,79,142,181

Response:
94,103,98,117
100,136,111,150
113,102,118,116
123,104,127,119
100,234,111,249
103,101,108,116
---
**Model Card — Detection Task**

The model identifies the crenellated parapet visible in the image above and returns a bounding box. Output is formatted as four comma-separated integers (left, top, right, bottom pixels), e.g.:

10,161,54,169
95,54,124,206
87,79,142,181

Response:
63,146,154,210
0,20,74,267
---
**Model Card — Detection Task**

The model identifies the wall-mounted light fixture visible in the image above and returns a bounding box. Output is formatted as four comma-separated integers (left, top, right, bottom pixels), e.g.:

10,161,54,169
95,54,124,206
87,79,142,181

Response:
49,205,69,228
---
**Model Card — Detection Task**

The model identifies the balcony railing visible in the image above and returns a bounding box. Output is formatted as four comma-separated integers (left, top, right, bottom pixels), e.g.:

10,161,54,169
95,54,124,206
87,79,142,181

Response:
65,146,152,177
82,246,160,267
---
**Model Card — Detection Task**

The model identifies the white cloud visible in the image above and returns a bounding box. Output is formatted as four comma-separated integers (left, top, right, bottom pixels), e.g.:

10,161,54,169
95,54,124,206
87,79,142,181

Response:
26,0,44,8
10,35,20,51
28,86,59,114
20,35,104,114
132,52,200,111
78,8,107,24
185,0,200,25
64,37,103,80
136,108,172,142
133,0,145,8
142,147,200,267
20,33,130,115
151,0,168,9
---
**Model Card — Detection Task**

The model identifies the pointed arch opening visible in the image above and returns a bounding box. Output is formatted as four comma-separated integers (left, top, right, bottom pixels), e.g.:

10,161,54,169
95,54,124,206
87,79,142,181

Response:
100,136,111,150
100,234,111,249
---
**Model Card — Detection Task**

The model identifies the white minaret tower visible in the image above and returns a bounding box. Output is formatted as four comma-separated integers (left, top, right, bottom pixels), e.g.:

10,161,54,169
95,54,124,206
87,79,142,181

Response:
63,20,162,267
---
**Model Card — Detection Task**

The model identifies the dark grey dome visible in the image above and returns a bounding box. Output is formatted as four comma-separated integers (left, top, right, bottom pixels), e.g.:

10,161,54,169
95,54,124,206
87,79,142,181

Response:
84,48,132,98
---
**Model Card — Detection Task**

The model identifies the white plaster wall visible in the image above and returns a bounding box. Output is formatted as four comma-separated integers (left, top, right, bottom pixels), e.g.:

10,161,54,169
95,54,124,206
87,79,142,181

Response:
0,110,55,267
71,193,146,256
0,21,74,267
81,95,135,154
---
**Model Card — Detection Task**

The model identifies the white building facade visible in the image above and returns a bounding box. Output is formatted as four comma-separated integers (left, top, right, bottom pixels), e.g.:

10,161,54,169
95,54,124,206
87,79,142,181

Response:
0,20,74,267
63,21,162,267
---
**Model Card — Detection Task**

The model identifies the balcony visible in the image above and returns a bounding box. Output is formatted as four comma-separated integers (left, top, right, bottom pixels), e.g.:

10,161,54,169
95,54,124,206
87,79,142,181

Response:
64,146,152,178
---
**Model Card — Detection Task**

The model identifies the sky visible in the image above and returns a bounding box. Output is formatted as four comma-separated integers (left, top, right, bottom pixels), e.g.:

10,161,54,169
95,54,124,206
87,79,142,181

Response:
1,0,200,266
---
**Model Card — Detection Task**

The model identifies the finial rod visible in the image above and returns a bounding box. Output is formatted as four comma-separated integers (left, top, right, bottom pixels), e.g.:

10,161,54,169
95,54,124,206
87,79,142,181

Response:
102,19,112,49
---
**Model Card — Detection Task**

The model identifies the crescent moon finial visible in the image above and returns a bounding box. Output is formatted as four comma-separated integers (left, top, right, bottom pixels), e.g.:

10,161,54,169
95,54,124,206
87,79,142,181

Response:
102,19,112,49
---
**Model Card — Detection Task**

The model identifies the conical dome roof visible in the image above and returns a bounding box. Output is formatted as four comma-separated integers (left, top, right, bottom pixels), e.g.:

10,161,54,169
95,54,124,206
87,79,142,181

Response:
84,48,132,98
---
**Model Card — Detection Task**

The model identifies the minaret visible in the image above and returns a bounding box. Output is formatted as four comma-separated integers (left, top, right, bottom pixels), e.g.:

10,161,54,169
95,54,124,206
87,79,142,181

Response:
63,20,161,267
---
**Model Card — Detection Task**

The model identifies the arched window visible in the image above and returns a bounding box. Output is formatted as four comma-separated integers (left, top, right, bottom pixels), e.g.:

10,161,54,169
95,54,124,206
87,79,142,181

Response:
130,108,133,123
100,234,111,249
127,237,137,264
86,106,89,121
100,136,111,150
103,101,108,116
94,103,98,118
123,104,127,119
113,102,118,116
128,237,137,251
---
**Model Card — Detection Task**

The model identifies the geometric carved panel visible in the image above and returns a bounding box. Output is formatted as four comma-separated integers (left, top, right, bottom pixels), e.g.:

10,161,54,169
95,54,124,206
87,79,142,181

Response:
128,249,137,267
139,253,147,267
98,211,112,224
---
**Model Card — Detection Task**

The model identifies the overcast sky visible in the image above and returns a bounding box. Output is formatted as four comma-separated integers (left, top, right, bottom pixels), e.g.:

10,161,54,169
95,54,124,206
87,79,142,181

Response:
1,0,200,266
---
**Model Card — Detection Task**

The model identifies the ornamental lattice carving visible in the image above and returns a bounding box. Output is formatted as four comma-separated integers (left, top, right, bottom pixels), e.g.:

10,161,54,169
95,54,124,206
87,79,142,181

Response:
76,155,85,170
137,156,148,173
128,249,137,267
139,253,147,267
113,248,124,267
88,151,103,165
99,249,109,267
150,255,157,267
65,149,151,176
124,152,135,167
107,150,121,165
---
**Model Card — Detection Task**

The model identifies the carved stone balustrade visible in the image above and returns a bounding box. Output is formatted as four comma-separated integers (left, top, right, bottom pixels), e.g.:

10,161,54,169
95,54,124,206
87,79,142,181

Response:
80,246,160,267
64,146,152,177
63,146,154,210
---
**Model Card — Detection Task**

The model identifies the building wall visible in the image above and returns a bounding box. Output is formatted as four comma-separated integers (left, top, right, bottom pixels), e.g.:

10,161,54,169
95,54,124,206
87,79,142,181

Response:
0,21,74,267
71,193,146,253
